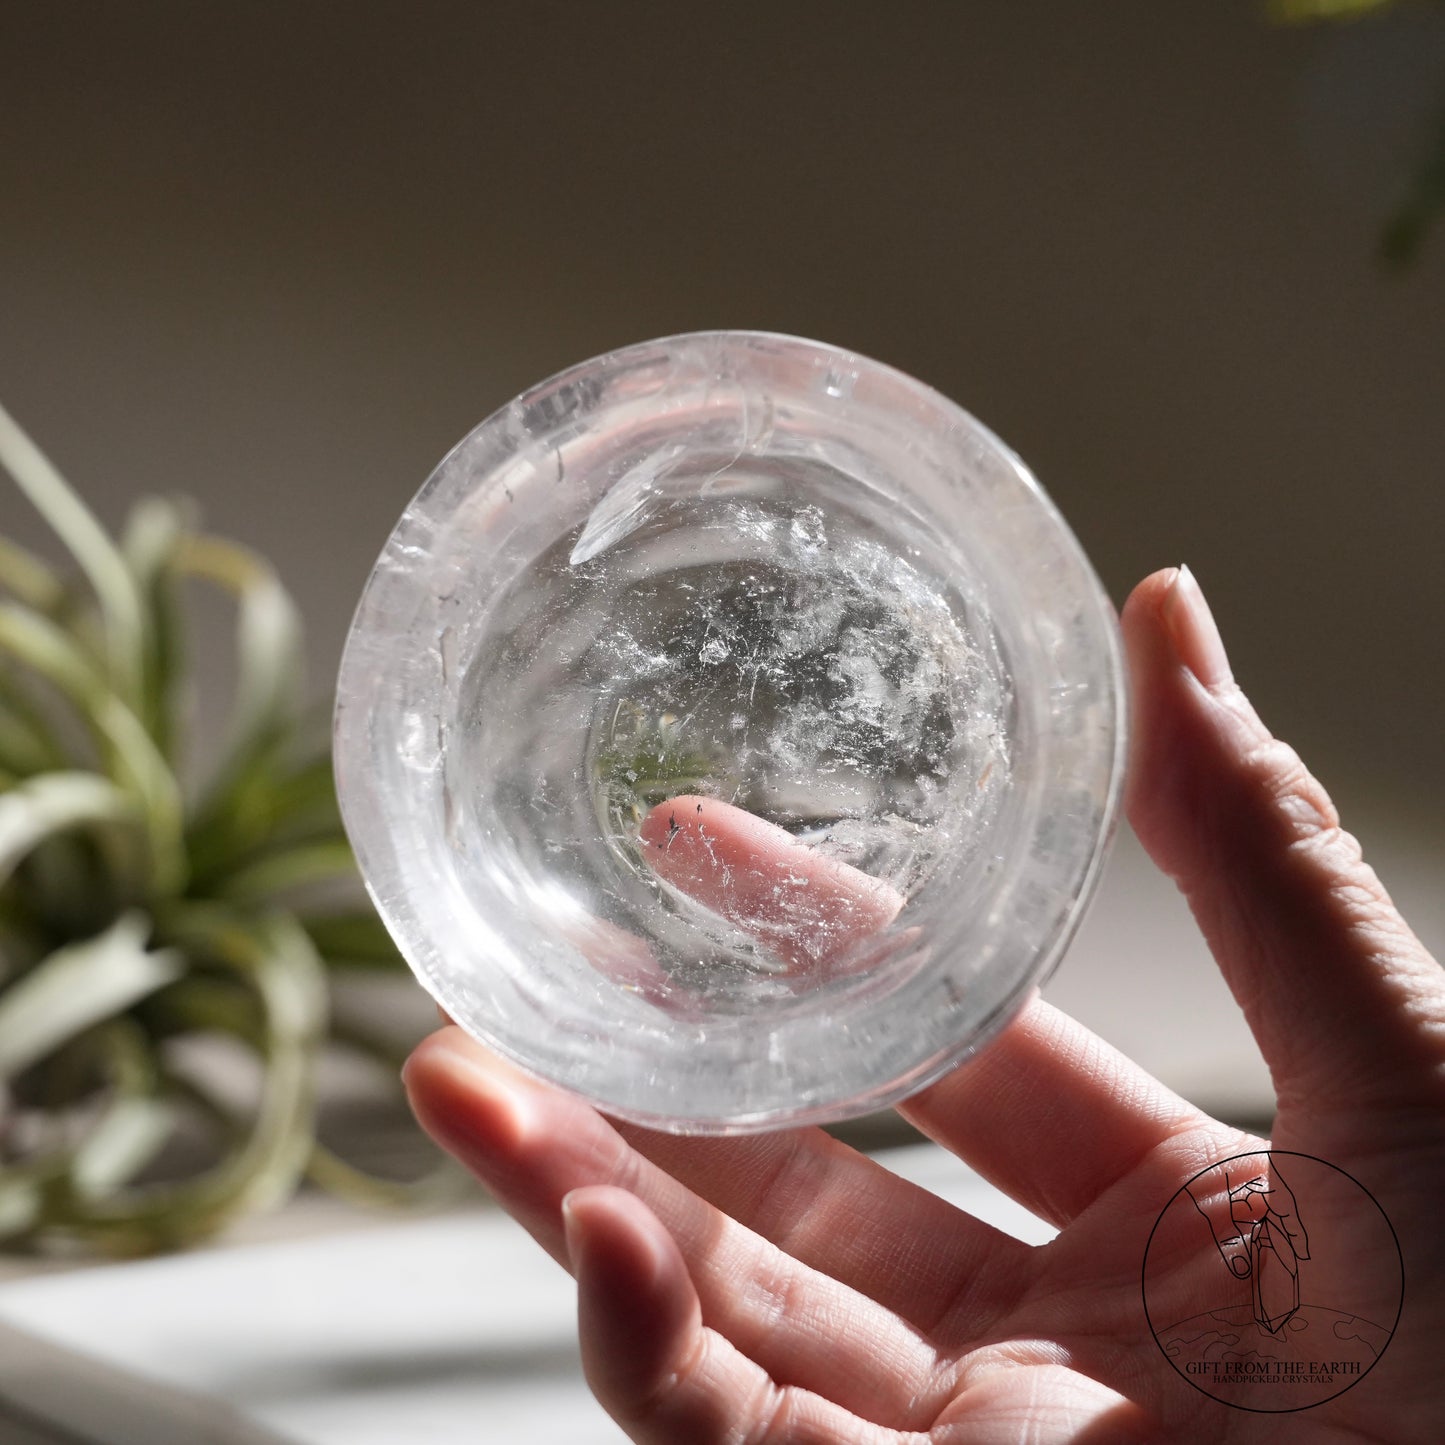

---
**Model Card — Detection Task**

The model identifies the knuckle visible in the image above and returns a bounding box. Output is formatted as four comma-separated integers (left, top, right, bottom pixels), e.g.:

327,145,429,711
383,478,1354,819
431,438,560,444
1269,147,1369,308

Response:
626,1326,711,1433
1241,736,1340,842
1237,737,1409,934
741,1381,791,1445
737,1252,804,1361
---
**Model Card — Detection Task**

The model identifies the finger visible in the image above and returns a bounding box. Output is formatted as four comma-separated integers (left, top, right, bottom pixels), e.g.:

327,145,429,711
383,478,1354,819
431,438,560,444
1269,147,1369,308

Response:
898,996,1236,1229
632,793,1030,1327
1261,1160,1310,1261
629,795,1044,1324
403,1030,946,1421
614,1118,1030,1339
639,795,901,975
1123,566,1445,1116
563,1187,700,1423
564,1186,915,1445
641,797,1226,1235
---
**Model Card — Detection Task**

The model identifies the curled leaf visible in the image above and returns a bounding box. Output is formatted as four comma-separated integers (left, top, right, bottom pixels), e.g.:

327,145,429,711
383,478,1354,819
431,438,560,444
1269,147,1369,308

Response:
0,604,185,891
0,536,65,613
179,534,304,807
121,496,193,766
0,771,142,892
0,911,182,1079
0,402,145,705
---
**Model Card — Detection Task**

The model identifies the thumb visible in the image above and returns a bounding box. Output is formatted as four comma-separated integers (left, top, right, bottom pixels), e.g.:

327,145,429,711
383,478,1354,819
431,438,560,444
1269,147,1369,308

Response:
1122,567,1444,1119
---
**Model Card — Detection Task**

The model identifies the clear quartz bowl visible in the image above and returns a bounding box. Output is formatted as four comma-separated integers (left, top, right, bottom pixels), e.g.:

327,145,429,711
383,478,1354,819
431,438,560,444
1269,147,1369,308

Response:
334,331,1126,1133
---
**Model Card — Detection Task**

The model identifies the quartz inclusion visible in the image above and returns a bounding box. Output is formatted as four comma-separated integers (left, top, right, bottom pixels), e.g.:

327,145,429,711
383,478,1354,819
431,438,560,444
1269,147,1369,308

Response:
578,489,1006,895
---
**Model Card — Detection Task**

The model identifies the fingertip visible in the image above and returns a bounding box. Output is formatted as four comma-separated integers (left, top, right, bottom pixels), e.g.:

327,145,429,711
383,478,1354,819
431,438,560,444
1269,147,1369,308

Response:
401,1028,534,1163
1118,568,1180,724
1120,566,1181,634
1120,567,1196,860
1121,563,1234,699
1163,565,1233,691
1121,564,1232,692
567,1187,701,1413
1120,565,1262,870
639,793,902,972
564,1185,674,1288
560,1184,604,1270
400,1023,465,1092
563,1182,629,1240
638,795,710,852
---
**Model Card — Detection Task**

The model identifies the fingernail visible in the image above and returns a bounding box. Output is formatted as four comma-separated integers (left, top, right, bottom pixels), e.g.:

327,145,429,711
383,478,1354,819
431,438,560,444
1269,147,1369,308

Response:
1164,565,1233,689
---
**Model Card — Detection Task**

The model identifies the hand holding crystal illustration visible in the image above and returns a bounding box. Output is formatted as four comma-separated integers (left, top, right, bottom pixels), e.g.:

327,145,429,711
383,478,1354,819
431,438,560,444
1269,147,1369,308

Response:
1186,1155,1312,1333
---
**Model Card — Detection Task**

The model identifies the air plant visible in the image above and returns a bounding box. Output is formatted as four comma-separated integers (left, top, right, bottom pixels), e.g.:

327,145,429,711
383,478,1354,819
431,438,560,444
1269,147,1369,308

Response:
0,404,454,1257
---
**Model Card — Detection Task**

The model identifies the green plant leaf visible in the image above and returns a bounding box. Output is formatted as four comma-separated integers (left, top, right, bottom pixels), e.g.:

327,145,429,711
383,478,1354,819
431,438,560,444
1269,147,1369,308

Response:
0,771,141,892
0,598,104,700
0,910,183,1079
0,702,59,777
0,402,145,705
0,1018,176,1246
121,495,192,766
133,971,266,1046
218,838,359,907
0,910,46,989
187,752,341,887
0,603,186,891
0,535,65,613
67,1018,175,1201
305,1143,465,1210
302,911,402,968
0,632,74,776
0,412,437,1251
60,908,328,1252
179,534,304,814
302,1016,463,1208
0,1164,45,1237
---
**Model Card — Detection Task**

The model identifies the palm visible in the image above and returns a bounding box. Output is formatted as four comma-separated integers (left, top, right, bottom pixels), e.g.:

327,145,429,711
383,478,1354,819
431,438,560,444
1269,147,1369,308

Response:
405,571,1445,1442
407,1009,1438,1442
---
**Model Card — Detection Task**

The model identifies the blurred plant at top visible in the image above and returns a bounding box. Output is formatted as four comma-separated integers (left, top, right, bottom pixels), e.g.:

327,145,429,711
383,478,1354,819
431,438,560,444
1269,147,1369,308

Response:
1269,0,1445,266
0,404,455,1257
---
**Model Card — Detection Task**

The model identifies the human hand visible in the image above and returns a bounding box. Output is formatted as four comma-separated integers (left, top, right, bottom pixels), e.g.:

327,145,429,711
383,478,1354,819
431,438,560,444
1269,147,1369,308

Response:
403,567,1445,1442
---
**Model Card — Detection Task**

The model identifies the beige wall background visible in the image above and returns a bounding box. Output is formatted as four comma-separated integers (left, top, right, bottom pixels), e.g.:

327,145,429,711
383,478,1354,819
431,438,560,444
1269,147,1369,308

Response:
2,2,1441,1113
